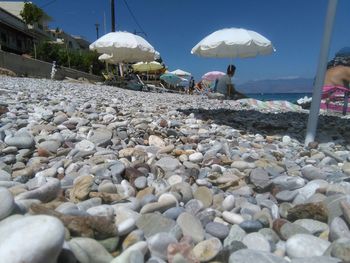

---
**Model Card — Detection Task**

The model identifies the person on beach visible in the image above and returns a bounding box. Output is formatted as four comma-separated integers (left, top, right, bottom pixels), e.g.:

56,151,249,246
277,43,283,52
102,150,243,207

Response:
215,64,246,100
323,56,350,114
189,76,195,94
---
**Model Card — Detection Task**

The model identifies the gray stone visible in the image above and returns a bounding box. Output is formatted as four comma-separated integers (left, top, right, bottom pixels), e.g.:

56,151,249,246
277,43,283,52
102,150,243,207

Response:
136,213,176,238
242,232,271,252
177,212,204,243
0,215,65,263
239,220,264,233
330,238,350,263
0,187,14,220
69,237,113,263
291,256,340,263
205,222,229,239
301,165,327,180
330,217,350,241
280,222,310,240
224,225,247,247
294,219,329,235
229,249,288,263
147,232,177,260
286,234,331,258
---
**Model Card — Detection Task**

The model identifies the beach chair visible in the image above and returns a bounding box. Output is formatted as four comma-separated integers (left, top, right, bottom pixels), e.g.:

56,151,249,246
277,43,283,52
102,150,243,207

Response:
321,86,350,115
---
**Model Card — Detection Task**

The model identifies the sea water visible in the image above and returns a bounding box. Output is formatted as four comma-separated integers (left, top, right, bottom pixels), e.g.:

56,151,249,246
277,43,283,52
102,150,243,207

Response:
246,93,313,103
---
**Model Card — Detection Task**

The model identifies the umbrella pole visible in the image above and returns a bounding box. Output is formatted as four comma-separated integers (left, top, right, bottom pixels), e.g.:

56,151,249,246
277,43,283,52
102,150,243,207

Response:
304,0,338,145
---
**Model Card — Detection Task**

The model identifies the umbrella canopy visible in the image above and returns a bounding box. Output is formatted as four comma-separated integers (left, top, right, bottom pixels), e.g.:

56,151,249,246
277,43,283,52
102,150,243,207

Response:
90,31,156,63
160,73,183,85
191,27,275,58
170,69,192,76
98,53,119,65
132,61,163,72
202,71,226,81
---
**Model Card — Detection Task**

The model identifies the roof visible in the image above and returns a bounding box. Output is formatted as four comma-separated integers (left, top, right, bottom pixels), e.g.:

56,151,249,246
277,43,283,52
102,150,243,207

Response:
0,1,26,20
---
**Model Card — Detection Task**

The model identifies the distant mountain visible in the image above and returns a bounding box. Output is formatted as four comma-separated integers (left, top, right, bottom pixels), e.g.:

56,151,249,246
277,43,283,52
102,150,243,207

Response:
237,77,314,94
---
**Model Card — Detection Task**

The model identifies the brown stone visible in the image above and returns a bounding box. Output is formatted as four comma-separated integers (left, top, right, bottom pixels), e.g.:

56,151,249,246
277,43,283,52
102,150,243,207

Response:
167,236,198,263
70,175,94,203
89,192,125,203
124,167,144,186
272,218,288,237
286,202,328,223
136,187,155,200
37,147,52,157
30,204,117,239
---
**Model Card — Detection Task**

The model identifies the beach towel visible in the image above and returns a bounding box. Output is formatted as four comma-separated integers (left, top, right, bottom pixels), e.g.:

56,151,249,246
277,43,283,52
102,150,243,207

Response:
238,98,302,112
321,85,350,114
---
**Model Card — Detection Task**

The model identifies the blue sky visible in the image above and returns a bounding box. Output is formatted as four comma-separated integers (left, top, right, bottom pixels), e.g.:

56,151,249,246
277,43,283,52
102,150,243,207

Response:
27,0,350,83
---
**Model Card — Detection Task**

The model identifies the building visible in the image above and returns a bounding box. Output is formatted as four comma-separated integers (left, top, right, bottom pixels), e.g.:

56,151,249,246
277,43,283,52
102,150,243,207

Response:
0,1,51,54
0,1,90,55
47,29,90,51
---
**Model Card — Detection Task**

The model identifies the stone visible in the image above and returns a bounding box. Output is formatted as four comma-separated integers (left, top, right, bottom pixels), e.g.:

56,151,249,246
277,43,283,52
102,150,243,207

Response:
70,175,94,203
222,195,235,211
224,225,247,247
117,218,136,236
148,135,166,148
122,229,144,250
30,204,117,239
177,212,205,243
250,168,272,192
0,215,65,263
98,237,119,253
167,237,197,263
110,241,148,263
189,152,203,163
287,202,328,223
222,211,244,224
5,135,35,149
301,165,327,180
155,157,181,172
136,213,176,238
329,217,350,241
69,237,113,263
0,187,14,220
239,220,264,233
192,237,222,262
330,238,350,263
75,140,96,152
294,219,329,235
242,232,271,252
15,178,61,203
280,222,310,240
147,232,177,260
286,234,331,258
193,186,213,208
290,257,341,263
229,249,288,263
87,128,112,146
205,222,229,239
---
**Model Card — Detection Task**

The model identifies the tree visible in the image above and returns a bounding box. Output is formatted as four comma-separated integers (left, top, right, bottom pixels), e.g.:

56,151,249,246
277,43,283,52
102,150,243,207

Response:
20,2,44,25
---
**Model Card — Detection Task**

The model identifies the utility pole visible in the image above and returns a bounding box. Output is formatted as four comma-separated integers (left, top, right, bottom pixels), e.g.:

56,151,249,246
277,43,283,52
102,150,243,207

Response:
111,0,115,32
95,23,100,39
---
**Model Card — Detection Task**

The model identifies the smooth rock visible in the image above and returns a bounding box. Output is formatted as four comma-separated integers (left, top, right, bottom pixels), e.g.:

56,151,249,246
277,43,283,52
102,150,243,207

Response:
0,215,65,263
69,237,113,263
0,187,14,220
229,249,288,263
177,212,205,243
286,234,331,258
192,237,222,262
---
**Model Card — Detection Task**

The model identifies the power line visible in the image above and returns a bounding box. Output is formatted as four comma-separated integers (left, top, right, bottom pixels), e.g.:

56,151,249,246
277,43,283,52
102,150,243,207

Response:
40,0,57,8
122,0,147,37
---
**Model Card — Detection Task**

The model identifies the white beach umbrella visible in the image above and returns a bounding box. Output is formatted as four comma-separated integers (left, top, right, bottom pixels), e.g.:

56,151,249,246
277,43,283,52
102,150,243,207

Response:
170,69,192,76
90,31,156,63
191,27,275,58
98,53,118,64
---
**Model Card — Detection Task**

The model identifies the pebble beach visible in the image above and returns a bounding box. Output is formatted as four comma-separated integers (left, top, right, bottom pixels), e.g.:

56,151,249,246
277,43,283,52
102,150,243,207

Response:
0,76,350,263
